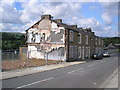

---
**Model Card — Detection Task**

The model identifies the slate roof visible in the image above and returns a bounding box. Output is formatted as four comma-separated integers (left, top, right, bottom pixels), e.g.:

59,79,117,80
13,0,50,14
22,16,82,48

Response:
25,16,98,38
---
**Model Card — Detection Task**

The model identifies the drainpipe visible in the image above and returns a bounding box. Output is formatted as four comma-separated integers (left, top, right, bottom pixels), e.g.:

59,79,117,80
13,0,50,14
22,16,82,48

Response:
65,28,69,62
67,29,70,62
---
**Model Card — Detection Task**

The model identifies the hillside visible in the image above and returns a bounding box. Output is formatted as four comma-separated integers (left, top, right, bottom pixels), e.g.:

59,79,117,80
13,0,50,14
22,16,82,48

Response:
1,32,120,50
102,37,120,46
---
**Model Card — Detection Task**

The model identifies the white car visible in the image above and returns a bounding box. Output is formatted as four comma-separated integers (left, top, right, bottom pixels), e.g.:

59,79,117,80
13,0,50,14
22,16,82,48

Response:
103,52,110,57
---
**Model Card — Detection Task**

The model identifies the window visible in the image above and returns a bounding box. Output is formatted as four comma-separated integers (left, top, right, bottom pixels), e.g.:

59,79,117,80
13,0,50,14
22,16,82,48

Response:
69,46,73,58
31,32,35,42
86,35,88,44
27,32,32,43
78,47,81,58
42,33,45,41
74,46,77,58
95,38,97,45
78,33,81,44
35,33,41,43
85,47,88,57
99,39,100,45
95,47,98,53
102,40,104,46
69,46,72,58
69,31,74,42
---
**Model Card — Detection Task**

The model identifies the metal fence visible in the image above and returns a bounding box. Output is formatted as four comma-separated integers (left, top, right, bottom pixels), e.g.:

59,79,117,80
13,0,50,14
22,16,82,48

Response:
2,50,20,61
2,48,65,71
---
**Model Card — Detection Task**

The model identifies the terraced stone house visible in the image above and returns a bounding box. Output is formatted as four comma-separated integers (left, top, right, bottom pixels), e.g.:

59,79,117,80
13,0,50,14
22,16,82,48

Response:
26,14,104,61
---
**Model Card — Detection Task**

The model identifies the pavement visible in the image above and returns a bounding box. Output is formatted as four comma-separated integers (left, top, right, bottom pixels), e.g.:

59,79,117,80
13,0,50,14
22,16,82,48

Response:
99,68,118,88
0,61,86,80
105,72,118,88
1,55,118,89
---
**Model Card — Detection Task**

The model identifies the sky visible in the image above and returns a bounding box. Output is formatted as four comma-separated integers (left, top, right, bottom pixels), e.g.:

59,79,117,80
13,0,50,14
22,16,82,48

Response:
0,0,119,37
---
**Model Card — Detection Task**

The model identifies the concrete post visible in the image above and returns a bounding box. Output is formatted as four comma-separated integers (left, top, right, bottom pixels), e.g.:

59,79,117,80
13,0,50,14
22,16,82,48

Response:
45,52,48,65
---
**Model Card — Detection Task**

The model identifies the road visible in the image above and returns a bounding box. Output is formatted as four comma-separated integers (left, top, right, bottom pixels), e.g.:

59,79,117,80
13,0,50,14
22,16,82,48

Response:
2,54,118,89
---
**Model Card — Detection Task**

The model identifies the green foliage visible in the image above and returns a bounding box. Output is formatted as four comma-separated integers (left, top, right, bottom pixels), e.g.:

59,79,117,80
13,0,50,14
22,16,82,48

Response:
102,37,120,46
1,32,120,50
1,32,26,50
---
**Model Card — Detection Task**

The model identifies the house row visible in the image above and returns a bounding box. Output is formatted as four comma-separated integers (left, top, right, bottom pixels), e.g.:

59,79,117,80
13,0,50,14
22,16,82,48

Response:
26,14,104,61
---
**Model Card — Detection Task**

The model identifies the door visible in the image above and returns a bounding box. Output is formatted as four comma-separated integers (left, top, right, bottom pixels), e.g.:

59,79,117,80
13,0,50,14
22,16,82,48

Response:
82,46,84,60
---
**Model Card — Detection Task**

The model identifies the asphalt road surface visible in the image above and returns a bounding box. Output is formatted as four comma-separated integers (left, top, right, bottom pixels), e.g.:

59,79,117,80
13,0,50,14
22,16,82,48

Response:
2,54,118,89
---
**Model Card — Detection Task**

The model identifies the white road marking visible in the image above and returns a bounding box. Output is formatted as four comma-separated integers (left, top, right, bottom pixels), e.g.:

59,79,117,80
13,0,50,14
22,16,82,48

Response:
67,68,83,74
16,77,54,89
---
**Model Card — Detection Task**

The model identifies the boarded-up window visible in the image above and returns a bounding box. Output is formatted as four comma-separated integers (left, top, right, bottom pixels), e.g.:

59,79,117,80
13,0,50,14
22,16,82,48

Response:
95,38,97,45
74,46,77,58
69,46,73,58
85,47,88,57
86,35,88,44
102,40,104,46
22,48,27,53
78,47,81,58
69,31,74,42
99,39,101,45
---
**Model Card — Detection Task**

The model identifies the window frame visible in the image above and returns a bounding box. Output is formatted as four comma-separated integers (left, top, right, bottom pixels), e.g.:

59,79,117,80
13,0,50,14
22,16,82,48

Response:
78,33,81,44
86,35,88,45
78,47,81,58
69,30,74,42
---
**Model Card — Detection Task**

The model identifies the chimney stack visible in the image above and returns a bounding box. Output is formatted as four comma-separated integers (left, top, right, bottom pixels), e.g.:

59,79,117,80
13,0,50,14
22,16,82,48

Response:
70,25,77,28
85,28,92,32
54,19,62,23
91,32,94,34
88,28,92,32
41,14,52,20
78,27,83,30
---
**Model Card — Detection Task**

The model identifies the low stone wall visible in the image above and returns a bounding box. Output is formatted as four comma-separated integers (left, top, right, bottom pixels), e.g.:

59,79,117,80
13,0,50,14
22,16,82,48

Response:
2,59,62,71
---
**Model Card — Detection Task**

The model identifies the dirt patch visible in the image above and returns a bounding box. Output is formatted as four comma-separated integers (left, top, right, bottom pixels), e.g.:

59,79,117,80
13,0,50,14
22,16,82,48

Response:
2,59,62,71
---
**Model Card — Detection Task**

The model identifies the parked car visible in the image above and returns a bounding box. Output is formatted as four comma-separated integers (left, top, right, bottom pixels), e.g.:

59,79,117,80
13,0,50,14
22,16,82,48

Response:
102,52,110,57
91,53,103,60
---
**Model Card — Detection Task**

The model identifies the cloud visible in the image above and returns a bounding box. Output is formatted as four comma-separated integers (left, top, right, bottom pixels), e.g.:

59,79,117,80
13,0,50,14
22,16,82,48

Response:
97,0,119,2
95,30,118,37
72,17,101,29
103,26,112,31
102,13,112,25
0,1,118,37
0,0,22,24
71,16,118,37
100,2,118,16
20,1,82,23
100,2,118,26
0,23,20,32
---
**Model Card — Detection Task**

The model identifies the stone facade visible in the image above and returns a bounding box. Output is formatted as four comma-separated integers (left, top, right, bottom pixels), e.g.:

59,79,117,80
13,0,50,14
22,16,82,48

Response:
26,14,104,61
